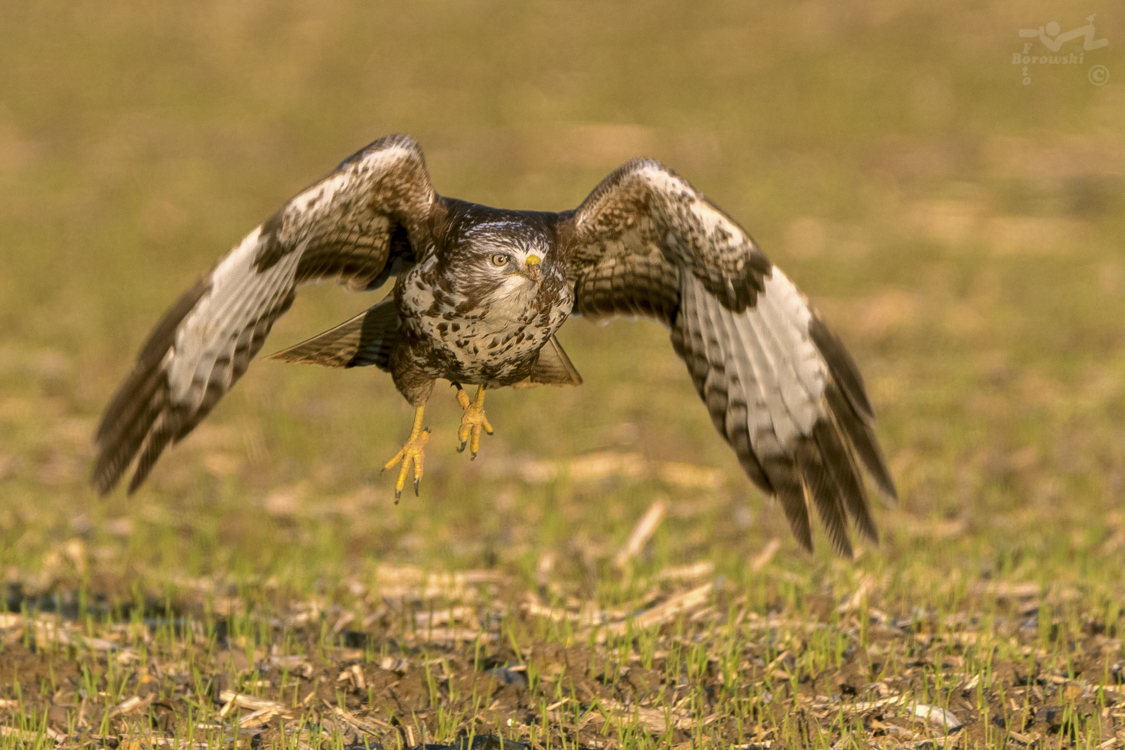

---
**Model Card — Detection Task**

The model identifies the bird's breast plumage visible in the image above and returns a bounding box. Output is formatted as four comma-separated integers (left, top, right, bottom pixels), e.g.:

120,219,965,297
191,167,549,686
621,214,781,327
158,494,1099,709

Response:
395,255,573,387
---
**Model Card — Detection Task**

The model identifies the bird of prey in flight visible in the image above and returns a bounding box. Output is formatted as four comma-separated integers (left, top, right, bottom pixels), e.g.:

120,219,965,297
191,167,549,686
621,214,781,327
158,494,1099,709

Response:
92,134,896,555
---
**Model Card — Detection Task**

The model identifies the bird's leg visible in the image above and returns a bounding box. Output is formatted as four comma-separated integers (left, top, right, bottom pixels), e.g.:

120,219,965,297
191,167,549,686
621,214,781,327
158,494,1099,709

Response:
382,405,430,501
455,384,493,459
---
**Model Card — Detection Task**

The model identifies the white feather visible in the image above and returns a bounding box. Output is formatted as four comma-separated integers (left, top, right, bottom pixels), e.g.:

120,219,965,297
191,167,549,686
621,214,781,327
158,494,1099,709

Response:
168,225,300,407
715,296,776,449
731,294,800,447
680,270,827,453
750,271,826,434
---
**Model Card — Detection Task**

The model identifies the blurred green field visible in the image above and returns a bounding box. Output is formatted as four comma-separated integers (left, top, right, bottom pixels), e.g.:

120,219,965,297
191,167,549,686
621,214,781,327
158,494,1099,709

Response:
1,1,1124,747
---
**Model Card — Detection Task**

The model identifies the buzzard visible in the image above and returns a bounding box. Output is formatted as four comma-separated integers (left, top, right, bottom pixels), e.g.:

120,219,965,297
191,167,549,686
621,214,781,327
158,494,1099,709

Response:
93,134,896,555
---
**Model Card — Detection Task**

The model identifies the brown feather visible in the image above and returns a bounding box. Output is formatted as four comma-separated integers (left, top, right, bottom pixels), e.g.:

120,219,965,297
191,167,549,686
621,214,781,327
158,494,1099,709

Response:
794,435,853,557
511,336,583,388
825,383,897,502
809,313,874,421
267,297,401,371
762,454,814,553
813,417,878,544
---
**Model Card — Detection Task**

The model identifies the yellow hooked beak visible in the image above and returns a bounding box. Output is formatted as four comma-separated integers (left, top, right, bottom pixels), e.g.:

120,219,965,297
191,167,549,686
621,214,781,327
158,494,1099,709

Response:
525,254,542,284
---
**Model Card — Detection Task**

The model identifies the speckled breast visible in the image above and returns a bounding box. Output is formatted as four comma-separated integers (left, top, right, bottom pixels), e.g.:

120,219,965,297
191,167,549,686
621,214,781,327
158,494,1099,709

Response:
397,262,574,387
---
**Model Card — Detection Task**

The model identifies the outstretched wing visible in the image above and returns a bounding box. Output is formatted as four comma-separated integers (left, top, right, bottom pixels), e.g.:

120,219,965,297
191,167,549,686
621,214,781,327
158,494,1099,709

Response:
559,159,896,556
92,134,434,495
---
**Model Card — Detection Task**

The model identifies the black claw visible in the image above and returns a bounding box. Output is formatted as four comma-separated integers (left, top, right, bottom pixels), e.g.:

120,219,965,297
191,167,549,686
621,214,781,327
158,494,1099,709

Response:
457,441,467,453
394,489,402,504
413,478,420,496
470,451,478,461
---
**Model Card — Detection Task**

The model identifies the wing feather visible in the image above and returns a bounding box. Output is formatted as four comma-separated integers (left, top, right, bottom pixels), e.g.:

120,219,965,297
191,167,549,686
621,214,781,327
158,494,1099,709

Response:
794,436,851,556
265,296,402,371
92,135,434,495
562,160,896,554
813,418,878,545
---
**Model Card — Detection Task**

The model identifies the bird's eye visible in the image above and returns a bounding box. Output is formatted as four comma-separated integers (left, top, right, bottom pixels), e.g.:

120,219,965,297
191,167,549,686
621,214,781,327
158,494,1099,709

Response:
490,254,509,267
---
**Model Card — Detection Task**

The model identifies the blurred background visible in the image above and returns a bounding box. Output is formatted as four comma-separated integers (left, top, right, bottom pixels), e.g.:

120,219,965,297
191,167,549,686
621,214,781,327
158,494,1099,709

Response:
0,0,1122,599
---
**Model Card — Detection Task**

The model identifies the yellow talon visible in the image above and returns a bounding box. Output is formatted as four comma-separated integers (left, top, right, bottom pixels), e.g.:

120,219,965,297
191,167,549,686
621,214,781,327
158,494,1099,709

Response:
383,405,429,501
456,385,493,460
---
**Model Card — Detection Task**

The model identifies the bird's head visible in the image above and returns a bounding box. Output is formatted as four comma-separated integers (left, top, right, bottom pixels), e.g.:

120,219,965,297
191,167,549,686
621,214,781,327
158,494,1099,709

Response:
459,217,554,298
436,203,563,309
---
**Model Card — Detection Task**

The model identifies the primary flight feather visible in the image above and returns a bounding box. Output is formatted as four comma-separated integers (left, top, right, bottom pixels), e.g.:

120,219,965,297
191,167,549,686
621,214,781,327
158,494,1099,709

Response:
93,134,896,555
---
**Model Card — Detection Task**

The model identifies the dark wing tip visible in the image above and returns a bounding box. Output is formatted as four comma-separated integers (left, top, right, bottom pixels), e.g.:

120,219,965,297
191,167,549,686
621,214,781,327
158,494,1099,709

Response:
779,325,897,554
809,314,874,421
824,381,898,505
763,455,815,554
809,309,898,505
92,280,211,495
91,369,173,496
813,418,879,546
96,279,209,446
